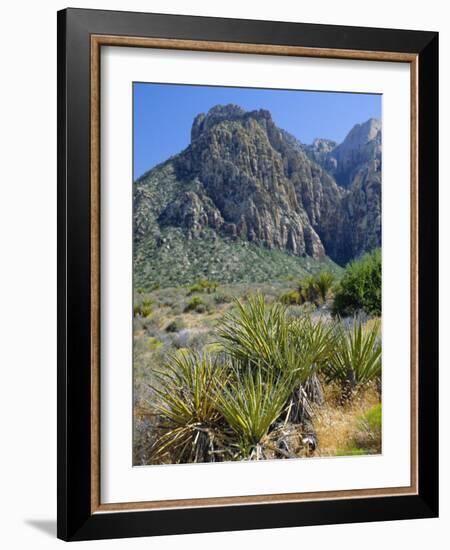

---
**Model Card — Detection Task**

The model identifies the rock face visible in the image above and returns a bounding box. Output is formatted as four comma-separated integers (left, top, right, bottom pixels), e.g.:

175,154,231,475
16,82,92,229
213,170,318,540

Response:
329,118,381,188
134,104,381,273
303,117,382,262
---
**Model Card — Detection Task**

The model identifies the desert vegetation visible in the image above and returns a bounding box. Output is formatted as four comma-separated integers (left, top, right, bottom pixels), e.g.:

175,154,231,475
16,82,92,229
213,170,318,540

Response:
132,100,383,465
133,250,382,465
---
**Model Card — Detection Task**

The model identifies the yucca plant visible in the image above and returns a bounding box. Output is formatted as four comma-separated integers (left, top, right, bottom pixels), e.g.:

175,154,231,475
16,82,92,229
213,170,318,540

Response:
150,350,228,464
326,318,381,399
299,276,319,304
218,296,336,428
314,271,335,303
287,316,338,408
216,364,294,460
218,295,290,368
289,316,338,370
279,289,302,305
218,295,311,383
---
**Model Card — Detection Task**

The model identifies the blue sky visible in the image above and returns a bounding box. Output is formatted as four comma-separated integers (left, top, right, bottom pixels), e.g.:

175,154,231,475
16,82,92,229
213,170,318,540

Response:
133,83,381,179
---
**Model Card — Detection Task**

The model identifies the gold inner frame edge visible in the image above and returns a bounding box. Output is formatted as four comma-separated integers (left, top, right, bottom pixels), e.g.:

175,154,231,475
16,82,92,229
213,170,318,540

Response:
90,35,419,514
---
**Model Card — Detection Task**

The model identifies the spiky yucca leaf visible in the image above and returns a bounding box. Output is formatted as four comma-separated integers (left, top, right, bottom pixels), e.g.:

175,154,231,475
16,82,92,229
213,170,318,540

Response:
218,294,311,382
216,365,294,459
326,319,381,393
289,316,338,372
223,294,290,366
150,350,228,463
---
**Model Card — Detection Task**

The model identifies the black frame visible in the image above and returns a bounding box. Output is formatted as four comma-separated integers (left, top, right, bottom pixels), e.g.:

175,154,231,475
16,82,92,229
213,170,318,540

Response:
57,8,439,541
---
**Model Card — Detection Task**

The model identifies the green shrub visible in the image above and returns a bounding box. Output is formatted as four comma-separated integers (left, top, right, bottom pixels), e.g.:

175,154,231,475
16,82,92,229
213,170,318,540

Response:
295,271,334,305
188,279,218,295
337,404,382,456
332,249,381,317
165,318,185,333
188,283,204,294
214,292,232,304
134,299,153,317
299,276,319,304
314,271,335,302
279,290,302,305
358,403,382,437
184,296,207,313
147,336,163,351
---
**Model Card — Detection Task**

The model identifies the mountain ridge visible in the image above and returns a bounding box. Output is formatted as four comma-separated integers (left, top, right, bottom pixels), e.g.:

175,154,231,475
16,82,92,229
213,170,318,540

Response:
134,104,381,288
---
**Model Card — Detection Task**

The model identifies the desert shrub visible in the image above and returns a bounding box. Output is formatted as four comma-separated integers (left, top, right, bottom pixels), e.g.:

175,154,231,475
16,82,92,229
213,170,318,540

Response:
214,292,232,304
288,271,335,307
188,283,204,294
188,279,218,295
184,296,207,312
336,403,382,456
141,311,166,336
299,276,319,304
159,296,176,308
171,329,211,351
169,302,185,315
314,271,335,302
332,248,381,317
165,318,185,333
358,403,382,438
171,329,194,350
147,336,164,351
150,351,228,463
279,290,302,305
134,299,153,318
325,319,381,398
133,414,160,465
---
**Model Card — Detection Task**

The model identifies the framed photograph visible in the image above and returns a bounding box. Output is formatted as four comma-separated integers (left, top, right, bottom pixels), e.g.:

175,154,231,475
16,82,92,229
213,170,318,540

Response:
57,8,438,541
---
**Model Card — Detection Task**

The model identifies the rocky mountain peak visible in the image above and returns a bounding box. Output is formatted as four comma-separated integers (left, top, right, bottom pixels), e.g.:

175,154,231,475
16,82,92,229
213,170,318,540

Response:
303,118,382,186
339,117,381,150
191,104,246,141
190,104,277,143
134,105,382,282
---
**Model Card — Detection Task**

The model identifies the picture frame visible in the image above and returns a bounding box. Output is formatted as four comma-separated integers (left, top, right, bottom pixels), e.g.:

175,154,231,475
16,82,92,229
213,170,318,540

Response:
57,7,439,541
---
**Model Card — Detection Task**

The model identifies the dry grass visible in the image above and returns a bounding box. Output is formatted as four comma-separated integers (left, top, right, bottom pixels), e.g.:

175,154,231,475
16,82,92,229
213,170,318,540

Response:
313,382,381,457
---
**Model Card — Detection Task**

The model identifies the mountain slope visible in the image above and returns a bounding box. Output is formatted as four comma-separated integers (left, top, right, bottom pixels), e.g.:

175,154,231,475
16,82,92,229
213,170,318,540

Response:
134,105,381,288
